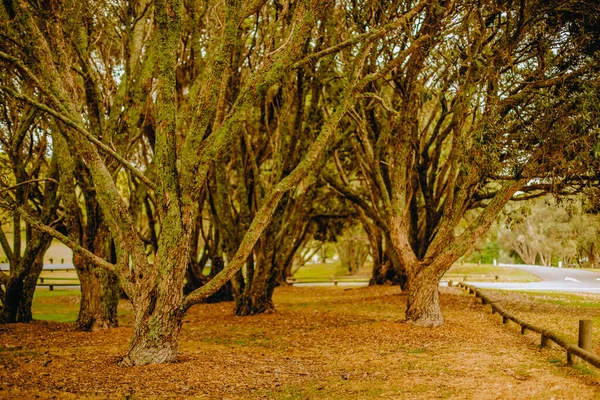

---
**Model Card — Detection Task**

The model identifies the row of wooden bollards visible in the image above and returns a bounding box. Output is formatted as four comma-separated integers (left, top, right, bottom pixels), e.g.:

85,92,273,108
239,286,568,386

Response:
456,282,597,369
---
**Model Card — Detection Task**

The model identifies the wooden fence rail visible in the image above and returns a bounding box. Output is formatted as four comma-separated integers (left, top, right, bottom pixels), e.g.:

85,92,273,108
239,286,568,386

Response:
458,282,600,370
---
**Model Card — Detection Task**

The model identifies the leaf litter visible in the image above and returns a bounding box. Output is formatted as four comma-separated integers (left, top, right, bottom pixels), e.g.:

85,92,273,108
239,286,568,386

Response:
0,286,599,399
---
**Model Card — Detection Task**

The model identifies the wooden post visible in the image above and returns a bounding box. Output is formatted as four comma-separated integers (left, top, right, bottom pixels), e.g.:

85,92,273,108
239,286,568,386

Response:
495,275,499,280
579,320,593,351
49,285,54,291
541,334,549,348
569,320,593,365
448,280,453,287
40,277,44,284
491,306,496,314
521,326,527,335
502,316,508,324
481,297,487,305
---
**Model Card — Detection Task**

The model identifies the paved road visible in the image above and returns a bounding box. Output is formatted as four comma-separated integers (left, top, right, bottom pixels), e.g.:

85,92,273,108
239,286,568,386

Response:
471,264,600,294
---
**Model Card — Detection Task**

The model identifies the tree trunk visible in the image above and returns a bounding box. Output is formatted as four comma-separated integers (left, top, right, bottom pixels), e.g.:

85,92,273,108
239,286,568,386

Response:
235,253,277,316
119,280,185,366
235,274,277,316
73,216,120,330
589,243,598,269
369,244,407,288
1,239,50,323
405,268,444,327
204,257,235,303
75,253,119,330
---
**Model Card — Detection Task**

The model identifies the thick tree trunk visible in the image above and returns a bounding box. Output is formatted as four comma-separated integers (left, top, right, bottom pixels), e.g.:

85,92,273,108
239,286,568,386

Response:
405,268,444,327
119,281,185,366
235,257,277,316
74,218,120,330
235,276,277,316
75,253,119,330
370,245,407,289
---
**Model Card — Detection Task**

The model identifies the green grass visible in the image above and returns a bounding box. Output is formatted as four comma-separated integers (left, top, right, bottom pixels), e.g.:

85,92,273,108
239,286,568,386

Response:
32,288,81,322
443,263,539,282
515,291,600,309
31,288,133,323
294,262,539,283
292,262,371,280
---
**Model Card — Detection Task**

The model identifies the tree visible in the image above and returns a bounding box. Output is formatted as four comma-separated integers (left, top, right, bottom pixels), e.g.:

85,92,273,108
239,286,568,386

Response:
499,197,600,267
1,0,428,365
335,225,370,275
326,0,600,326
0,85,59,323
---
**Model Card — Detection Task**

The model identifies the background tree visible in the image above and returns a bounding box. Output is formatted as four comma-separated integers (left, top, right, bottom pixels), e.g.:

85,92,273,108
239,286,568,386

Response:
0,89,58,323
327,0,600,326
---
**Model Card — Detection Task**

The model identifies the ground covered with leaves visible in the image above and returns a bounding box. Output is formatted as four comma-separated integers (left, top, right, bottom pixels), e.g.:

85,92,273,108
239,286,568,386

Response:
1,286,599,399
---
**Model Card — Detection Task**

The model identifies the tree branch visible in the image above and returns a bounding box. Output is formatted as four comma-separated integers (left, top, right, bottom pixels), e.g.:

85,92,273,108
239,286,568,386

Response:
0,86,158,192
13,207,115,272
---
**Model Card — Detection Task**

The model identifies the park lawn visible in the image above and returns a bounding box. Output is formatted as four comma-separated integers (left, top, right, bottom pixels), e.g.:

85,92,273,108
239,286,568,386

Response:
293,262,539,283
443,263,540,283
292,262,372,281
1,286,599,399
32,289,134,324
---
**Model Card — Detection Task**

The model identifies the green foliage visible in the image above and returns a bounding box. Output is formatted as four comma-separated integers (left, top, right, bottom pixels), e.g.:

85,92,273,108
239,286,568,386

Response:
464,241,500,264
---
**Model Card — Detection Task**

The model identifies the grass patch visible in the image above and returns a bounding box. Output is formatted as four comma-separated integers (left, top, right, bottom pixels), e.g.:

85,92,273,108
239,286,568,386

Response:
443,263,539,282
31,288,133,323
292,262,371,280
32,289,80,322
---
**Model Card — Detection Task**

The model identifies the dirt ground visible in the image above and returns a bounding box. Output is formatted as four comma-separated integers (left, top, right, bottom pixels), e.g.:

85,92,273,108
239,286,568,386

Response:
1,286,599,399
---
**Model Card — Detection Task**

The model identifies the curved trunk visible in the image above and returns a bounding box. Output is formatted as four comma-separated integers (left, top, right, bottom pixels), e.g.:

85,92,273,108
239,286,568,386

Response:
1,239,50,323
405,268,443,327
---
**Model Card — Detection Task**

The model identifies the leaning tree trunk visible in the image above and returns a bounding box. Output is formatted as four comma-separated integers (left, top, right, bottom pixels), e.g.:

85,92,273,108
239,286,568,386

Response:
405,267,444,327
1,237,51,323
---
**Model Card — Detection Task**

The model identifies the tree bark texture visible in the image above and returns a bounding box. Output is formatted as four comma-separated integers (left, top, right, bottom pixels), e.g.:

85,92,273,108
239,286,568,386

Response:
404,267,444,327
119,282,185,366
74,224,119,331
